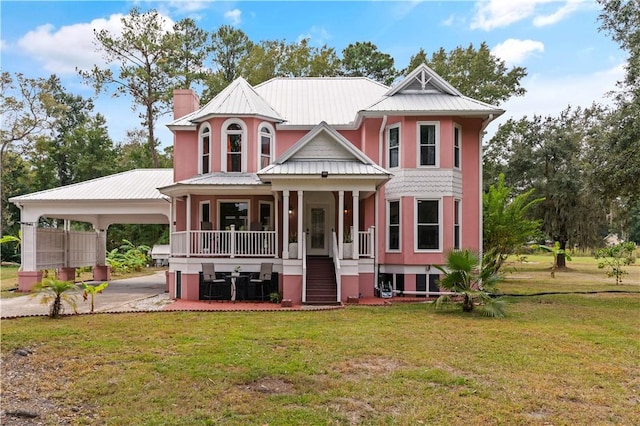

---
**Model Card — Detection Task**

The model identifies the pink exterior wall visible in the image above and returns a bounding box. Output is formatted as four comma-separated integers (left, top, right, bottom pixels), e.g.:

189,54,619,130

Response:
459,118,482,251
341,275,359,300
282,274,302,305
358,273,375,297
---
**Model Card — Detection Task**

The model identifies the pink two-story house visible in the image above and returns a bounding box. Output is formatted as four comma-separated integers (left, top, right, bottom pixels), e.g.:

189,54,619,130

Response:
160,64,503,304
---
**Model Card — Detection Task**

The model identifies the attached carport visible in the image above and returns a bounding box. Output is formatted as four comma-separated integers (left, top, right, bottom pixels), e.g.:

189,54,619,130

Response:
9,169,173,291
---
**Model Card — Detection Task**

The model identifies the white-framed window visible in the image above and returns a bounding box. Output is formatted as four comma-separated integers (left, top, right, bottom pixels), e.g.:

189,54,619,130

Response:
258,122,275,170
387,199,401,251
258,201,274,230
415,199,441,251
454,199,461,250
218,200,249,230
454,123,461,169
199,124,211,174
221,118,246,172
417,121,439,167
386,123,400,169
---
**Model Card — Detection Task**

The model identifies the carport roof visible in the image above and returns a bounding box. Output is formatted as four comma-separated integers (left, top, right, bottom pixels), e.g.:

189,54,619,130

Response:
10,169,174,203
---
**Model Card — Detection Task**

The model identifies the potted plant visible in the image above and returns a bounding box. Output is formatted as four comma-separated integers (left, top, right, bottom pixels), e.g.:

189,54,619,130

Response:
269,292,282,303
233,265,242,276
343,230,353,258
288,232,298,259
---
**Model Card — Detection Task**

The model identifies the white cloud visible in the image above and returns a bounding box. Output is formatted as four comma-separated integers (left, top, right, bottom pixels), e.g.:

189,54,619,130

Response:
17,15,124,74
492,39,545,66
471,0,542,30
16,12,175,75
297,26,331,46
441,14,455,27
224,9,242,25
533,0,582,26
486,64,625,137
471,0,584,31
0,39,7,52
167,0,210,14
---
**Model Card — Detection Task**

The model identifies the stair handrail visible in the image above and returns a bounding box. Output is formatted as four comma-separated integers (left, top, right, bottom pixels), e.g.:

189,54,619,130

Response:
302,231,307,303
331,230,341,303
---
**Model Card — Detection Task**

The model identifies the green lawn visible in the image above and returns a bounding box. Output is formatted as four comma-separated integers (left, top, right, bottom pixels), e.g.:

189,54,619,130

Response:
1,257,639,425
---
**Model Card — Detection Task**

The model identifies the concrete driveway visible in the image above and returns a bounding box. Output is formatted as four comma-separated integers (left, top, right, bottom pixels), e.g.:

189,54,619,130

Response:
0,271,168,318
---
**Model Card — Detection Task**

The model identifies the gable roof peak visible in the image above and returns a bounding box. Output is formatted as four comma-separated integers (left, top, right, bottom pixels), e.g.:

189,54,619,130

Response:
189,76,284,123
385,63,462,97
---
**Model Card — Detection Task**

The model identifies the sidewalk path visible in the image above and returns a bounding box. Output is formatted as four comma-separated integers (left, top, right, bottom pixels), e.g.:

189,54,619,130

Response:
0,272,168,318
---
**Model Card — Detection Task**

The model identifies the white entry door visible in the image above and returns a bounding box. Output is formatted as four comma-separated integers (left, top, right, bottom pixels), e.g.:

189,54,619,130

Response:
306,204,329,256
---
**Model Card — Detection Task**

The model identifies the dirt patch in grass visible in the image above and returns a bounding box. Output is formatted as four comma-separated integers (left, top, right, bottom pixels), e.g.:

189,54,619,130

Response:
0,347,99,425
244,377,295,394
333,356,404,380
329,397,377,425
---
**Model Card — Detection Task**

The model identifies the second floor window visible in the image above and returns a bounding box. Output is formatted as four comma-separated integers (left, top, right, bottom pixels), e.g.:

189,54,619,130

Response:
260,126,272,169
226,123,243,172
454,124,461,169
387,125,400,168
418,123,438,167
200,125,210,174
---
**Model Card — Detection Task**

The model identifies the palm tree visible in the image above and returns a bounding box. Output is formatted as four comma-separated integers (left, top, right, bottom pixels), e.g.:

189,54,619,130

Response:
31,278,79,318
434,249,506,318
81,281,109,312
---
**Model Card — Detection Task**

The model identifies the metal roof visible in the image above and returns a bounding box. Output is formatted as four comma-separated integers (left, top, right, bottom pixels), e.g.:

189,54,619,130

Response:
365,64,504,117
363,93,504,115
10,169,174,202
172,172,265,186
259,160,390,176
254,77,388,126
190,77,283,122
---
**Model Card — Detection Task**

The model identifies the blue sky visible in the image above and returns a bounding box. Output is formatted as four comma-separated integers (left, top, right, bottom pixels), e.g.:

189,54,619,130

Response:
0,0,625,147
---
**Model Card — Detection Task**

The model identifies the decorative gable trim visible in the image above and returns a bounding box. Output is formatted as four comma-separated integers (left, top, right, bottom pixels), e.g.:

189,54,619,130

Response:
275,121,377,165
384,63,462,97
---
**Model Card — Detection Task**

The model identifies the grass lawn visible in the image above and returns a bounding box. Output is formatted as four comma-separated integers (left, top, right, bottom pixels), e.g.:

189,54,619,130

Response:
1,257,639,425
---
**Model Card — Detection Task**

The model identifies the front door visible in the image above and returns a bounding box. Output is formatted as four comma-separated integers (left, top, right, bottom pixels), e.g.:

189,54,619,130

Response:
306,204,329,256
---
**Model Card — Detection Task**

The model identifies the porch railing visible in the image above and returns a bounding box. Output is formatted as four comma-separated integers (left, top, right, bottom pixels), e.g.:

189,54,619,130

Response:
171,227,276,257
332,231,341,303
358,226,375,258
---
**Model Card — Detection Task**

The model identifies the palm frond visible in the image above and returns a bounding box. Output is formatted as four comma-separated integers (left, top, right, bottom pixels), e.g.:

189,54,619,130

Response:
480,298,506,318
434,295,453,310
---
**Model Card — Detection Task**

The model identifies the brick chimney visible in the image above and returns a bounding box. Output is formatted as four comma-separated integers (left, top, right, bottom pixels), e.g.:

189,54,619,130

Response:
173,89,200,119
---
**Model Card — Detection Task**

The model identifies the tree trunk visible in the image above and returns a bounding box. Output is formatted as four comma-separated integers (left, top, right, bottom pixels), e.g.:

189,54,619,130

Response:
50,296,61,318
147,102,159,168
557,240,567,269
462,294,474,312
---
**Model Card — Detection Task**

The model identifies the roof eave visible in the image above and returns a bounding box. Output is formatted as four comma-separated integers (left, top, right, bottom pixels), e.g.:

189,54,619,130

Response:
359,109,505,118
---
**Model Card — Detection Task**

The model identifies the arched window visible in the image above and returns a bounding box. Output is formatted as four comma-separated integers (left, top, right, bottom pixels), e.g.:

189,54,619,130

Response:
199,124,211,174
221,119,246,172
258,123,274,169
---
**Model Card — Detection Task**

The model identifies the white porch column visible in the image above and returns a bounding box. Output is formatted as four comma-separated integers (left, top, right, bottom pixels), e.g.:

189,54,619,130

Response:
63,219,70,267
338,190,344,259
297,190,303,260
186,194,191,257
352,190,359,259
21,222,37,271
95,228,107,265
274,193,279,258
282,190,289,259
